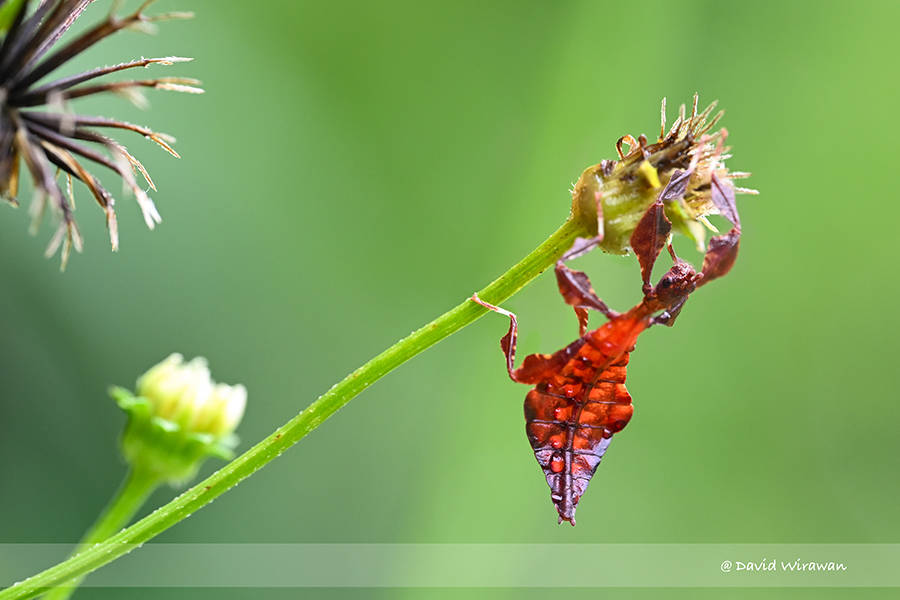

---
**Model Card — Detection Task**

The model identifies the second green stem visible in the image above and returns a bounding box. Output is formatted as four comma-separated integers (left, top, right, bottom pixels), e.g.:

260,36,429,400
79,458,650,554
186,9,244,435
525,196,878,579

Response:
43,467,160,600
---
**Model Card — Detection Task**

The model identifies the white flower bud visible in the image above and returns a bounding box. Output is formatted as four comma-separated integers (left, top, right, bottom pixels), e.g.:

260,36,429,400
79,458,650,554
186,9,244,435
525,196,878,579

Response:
114,353,247,484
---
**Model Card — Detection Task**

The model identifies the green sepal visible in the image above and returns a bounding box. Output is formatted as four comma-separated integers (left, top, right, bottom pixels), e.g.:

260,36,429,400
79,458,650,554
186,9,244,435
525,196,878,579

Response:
110,385,147,412
112,386,237,485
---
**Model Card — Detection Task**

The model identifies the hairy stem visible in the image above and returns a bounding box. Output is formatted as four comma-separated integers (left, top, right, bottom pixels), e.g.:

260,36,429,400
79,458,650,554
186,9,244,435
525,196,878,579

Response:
1,217,588,599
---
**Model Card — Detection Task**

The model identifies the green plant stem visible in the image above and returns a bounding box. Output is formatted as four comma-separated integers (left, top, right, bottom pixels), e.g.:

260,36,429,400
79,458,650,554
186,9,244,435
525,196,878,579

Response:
44,468,160,600
0,217,588,600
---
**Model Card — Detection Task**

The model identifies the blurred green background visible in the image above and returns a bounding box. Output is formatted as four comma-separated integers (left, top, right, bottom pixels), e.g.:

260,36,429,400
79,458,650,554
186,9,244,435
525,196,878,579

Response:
1,0,899,598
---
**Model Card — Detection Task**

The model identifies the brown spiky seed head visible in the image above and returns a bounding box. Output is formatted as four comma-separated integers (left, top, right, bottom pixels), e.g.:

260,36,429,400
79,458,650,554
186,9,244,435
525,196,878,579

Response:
570,94,755,256
0,0,201,269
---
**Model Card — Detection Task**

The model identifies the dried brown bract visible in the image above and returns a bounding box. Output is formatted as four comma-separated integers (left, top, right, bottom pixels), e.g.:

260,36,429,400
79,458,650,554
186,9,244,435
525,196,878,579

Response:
0,0,201,268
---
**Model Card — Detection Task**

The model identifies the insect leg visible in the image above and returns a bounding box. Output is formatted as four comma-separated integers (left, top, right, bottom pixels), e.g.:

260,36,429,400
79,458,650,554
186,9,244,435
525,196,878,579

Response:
471,293,521,382
630,168,697,293
698,172,741,286
649,297,687,327
555,233,620,336
472,294,585,384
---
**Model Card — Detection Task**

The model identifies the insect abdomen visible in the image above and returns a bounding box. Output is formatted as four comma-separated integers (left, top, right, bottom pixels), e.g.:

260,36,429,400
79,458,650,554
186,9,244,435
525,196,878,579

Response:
524,351,634,524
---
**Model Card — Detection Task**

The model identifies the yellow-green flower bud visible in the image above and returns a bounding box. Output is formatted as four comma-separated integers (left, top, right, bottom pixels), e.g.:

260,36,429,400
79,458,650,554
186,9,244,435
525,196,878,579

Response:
112,354,247,484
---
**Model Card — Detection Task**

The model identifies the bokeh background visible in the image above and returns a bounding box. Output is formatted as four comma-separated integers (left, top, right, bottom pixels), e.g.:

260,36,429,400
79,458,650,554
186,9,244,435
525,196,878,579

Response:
1,0,899,598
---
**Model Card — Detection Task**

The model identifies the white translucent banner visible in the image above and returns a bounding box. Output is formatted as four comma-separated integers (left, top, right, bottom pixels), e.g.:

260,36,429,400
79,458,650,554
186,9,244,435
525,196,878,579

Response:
1,544,897,588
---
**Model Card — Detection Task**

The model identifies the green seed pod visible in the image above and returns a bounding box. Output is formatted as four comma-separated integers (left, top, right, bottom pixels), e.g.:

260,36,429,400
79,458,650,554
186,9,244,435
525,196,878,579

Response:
569,96,755,256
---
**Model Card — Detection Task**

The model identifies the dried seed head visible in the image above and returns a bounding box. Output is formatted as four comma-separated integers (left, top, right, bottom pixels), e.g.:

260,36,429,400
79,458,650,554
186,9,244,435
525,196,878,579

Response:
0,0,201,269
570,95,756,256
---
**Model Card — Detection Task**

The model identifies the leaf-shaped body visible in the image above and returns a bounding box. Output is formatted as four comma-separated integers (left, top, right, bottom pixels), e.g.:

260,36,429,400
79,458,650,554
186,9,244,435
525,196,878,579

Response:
523,325,638,524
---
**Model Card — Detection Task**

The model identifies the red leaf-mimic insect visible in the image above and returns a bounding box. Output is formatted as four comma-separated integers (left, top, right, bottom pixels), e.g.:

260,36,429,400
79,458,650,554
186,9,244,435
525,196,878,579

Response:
473,167,741,525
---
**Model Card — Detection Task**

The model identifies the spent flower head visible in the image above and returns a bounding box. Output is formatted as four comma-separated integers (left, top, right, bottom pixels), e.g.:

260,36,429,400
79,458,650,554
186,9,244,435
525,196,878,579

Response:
112,353,247,484
570,94,756,256
0,0,202,269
